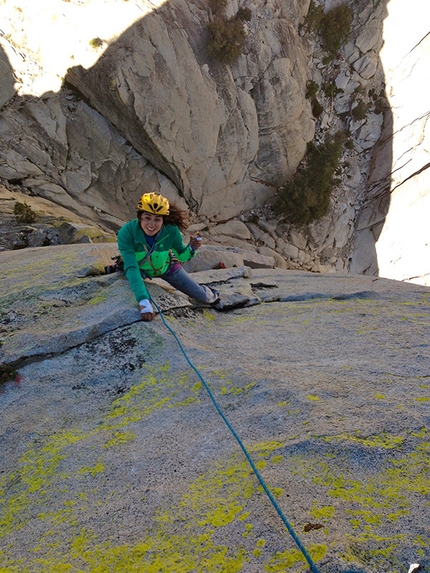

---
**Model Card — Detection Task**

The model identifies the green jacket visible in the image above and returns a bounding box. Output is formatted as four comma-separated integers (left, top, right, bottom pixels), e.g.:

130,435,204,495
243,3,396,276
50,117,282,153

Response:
117,219,196,302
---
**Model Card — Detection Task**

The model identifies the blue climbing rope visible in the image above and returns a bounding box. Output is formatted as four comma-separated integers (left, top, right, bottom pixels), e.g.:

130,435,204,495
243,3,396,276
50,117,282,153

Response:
149,298,321,573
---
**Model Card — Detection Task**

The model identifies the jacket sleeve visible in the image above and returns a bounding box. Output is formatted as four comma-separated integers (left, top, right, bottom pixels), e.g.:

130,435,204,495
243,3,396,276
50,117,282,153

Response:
117,224,150,303
169,226,197,262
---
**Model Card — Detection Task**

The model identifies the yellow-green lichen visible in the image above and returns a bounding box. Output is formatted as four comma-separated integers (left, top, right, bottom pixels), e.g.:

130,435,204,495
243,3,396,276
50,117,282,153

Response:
101,367,200,428
88,294,106,305
264,544,327,572
178,455,256,528
1,435,294,573
202,309,215,320
0,428,91,537
220,381,256,395
0,365,204,546
77,461,105,476
291,429,429,569
311,503,335,521
104,431,136,448
250,441,284,456
323,432,404,449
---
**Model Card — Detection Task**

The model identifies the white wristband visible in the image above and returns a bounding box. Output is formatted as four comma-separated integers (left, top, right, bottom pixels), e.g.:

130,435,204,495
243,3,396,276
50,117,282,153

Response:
139,299,153,313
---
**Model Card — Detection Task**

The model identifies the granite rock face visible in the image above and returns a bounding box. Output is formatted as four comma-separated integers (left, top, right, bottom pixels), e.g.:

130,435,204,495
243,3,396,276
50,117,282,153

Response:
0,0,429,283
65,0,315,220
0,0,314,222
1,3,430,570
1,243,429,573
350,0,430,285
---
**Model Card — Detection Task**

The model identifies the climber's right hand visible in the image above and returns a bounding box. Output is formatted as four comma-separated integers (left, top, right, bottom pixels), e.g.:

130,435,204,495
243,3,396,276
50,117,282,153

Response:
139,299,155,322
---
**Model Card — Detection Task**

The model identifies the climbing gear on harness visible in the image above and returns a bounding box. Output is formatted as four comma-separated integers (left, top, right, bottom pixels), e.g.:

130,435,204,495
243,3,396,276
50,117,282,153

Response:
137,192,170,215
149,296,321,573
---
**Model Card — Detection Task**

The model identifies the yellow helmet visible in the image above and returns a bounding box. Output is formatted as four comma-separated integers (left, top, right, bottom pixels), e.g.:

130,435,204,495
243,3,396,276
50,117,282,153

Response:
136,193,170,215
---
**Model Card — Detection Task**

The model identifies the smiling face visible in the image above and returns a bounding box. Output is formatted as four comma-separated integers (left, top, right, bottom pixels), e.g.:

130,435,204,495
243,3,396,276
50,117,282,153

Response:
139,212,163,236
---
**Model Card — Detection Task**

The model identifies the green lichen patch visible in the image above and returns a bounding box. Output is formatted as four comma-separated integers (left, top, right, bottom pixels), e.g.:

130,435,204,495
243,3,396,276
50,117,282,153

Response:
264,544,327,572
311,503,335,521
0,428,324,572
220,380,256,396
104,430,136,448
289,429,429,570
323,432,405,449
0,365,201,541
102,365,200,429
0,428,92,537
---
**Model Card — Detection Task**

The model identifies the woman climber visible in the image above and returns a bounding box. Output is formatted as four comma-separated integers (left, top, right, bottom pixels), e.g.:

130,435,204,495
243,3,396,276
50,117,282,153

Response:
116,192,220,321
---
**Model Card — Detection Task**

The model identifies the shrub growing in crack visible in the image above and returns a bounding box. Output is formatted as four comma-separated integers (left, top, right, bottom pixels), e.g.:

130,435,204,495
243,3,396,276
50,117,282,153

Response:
0,362,18,385
320,4,353,57
207,4,251,64
273,131,347,227
14,202,36,224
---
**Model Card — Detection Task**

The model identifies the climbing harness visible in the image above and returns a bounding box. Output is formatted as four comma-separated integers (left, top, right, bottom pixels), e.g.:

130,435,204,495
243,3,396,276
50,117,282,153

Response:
150,297,321,573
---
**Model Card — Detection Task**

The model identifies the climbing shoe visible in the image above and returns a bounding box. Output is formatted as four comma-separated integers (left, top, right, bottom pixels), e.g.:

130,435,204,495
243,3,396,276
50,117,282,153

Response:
104,255,124,274
104,263,118,274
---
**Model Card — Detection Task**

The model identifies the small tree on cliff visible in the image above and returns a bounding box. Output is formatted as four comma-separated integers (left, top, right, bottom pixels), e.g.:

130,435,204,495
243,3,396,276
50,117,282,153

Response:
302,1,353,58
274,132,346,227
320,4,353,56
207,6,251,64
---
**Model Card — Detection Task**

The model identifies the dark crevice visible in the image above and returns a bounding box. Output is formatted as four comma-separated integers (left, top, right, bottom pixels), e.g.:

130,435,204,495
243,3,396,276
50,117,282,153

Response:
391,161,430,194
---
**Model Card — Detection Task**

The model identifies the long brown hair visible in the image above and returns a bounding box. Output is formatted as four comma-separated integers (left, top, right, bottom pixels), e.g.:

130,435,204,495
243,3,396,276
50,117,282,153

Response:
137,202,190,232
